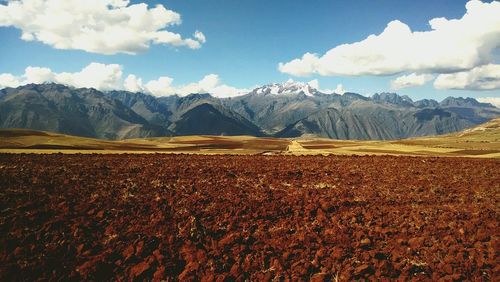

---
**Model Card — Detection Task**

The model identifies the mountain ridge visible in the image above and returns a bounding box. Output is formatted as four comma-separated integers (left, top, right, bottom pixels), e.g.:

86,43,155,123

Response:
0,83,498,140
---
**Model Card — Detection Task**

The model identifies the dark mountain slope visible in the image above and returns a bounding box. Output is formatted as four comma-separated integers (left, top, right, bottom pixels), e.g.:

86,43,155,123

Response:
168,103,264,136
159,93,220,121
438,97,499,124
277,106,474,140
223,91,369,133
0,84,170,139
106,91,173,127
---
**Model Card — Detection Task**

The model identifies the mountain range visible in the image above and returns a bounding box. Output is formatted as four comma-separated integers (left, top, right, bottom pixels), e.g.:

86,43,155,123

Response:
0,82,498,140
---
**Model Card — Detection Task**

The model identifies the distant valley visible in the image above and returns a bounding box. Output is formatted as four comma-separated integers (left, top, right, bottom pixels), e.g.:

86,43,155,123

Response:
1,82,499,140
1,118,499,158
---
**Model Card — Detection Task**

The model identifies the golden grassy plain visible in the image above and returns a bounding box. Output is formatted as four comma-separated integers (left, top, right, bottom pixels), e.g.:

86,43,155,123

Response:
0,118,499,158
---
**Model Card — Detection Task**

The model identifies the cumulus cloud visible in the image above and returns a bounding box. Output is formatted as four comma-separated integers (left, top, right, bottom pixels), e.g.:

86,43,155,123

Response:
307,79,320,90
124,74,144,93
0,0,205,54
144,77,175,97
333,84,346,95
0,63,249,97
390,73,434,90
57,63,123,90
279,0,500,77
209,84,251,98
306,79,345,94
193,30,206,44
0,73,20,88
24,67,55,84
0,63,123,90
434,64,500,90
477,97,500,108
144,74,249,98
280,53,320,77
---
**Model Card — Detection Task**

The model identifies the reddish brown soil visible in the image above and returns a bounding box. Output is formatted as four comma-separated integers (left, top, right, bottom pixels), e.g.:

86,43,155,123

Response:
0,154,498,281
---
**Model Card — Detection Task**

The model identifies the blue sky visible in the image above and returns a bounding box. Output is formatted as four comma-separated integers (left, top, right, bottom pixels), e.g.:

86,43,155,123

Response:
0,0,499,103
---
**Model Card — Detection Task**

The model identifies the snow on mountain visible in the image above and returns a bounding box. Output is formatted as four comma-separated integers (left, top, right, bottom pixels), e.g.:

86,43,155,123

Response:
250,79,320,96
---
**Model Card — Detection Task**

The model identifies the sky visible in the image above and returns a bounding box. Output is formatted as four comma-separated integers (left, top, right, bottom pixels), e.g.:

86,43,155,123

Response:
0,0,499,105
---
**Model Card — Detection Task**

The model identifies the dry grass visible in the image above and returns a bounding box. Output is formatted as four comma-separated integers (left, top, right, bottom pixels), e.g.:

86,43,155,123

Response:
1,119,499,158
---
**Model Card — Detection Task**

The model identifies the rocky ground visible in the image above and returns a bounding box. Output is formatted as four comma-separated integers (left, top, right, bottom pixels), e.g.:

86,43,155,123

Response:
0,154,498,281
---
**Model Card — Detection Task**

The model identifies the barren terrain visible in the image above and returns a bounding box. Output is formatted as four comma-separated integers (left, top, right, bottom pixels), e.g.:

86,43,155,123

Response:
0,154,498,280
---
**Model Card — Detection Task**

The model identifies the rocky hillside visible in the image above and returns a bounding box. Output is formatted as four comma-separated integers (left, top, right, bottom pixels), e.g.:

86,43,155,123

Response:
0,83,498,140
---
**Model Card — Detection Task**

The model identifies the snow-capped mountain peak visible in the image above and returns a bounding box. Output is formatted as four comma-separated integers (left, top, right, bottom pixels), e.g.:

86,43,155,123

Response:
251,79,319,96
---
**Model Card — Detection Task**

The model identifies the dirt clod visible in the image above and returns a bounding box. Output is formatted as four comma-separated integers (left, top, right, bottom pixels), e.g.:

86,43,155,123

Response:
0,154,498,280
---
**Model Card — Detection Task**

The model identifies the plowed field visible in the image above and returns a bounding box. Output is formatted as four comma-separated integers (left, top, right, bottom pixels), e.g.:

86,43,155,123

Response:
0,154,498,281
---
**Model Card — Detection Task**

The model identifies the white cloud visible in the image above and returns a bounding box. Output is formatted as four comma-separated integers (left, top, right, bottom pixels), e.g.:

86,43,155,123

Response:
279,53,320,77
193,30,206,44
307,79,319,90
390,73,434,90
0,0,205,54
306,79,345,94
144,74,249,98
56,63,123,90
0,63,124,90
24,67,55,84
0,63,138,92
179,74,220,95
477,97,500,108
279,0,500,77
124,74,144,93
210,84,250,98
0,73,21,88
434,64,500,90
144,76,175,97
333,84,346,95
0,63,251,98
